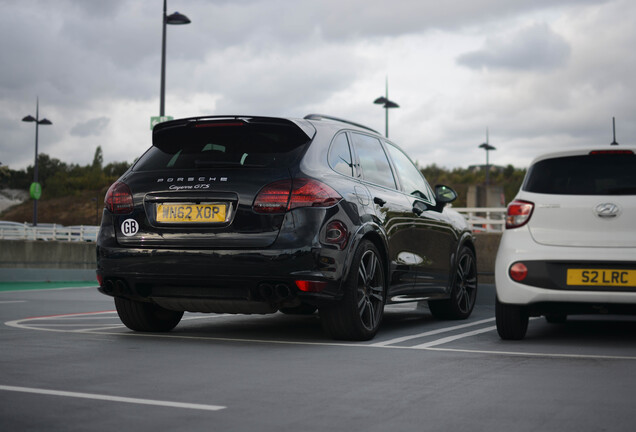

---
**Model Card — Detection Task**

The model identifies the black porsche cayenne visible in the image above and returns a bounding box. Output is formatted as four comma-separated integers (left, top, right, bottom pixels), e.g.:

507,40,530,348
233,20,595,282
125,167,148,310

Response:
96,114,477,340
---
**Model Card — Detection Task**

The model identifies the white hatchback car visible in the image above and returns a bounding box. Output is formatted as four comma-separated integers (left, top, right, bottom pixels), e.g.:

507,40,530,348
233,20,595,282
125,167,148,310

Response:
495,146,636,339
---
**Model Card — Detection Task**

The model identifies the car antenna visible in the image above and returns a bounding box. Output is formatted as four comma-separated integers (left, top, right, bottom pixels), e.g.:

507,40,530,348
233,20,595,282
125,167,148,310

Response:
610,116,619,146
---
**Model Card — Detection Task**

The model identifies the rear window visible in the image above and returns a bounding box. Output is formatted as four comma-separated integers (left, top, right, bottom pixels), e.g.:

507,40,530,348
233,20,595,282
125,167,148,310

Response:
523,152,636,195
134,122,310,172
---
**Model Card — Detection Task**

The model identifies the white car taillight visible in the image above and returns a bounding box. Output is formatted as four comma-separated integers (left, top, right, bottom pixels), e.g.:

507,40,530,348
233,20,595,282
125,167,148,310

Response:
506,200,534,229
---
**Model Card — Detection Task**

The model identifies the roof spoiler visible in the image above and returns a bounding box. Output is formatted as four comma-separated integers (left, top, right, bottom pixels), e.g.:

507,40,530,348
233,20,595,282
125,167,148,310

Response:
152,115,316,145
304,114,379,134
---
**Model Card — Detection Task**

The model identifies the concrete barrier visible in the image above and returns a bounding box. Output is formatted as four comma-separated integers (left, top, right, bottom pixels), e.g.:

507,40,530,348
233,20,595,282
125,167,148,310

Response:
473,232,501,283
0,240,96,282
0,233,502,282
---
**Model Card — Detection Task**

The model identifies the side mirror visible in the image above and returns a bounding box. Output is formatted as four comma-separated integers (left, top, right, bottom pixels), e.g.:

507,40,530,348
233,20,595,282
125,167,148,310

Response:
435,185,457,203
433,185,457,211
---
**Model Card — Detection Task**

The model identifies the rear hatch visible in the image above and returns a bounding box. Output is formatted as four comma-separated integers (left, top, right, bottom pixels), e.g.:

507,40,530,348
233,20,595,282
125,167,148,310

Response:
115,116,315,248
522,150,636,247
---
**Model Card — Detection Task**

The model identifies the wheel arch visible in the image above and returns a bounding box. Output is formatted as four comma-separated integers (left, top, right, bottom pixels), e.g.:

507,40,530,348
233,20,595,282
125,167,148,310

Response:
341,222,390,292
445,231,477,295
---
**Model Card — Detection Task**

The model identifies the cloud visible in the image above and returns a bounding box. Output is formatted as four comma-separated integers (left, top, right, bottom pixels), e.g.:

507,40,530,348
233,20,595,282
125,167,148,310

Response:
0,0,631,174
457,23,571,71
70,117,110,137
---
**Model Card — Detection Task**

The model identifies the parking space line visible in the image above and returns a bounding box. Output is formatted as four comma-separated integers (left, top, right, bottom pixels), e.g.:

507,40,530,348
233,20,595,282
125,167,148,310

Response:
424,347,636,361
412,325,497,348
0,385,226,411
370,318,495,347
7,312,636,361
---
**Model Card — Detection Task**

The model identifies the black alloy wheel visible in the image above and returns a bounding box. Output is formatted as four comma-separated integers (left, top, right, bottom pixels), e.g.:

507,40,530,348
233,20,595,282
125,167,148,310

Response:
320,240,386,340
429,246,478,320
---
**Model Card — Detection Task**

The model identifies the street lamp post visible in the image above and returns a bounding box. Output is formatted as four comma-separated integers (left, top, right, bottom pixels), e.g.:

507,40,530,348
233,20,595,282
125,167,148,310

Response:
22,98,52,226
478,129,496,187
373,78,399,138
160,0,191,117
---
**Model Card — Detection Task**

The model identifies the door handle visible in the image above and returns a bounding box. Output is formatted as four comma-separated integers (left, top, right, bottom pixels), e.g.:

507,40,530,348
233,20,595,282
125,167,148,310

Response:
373,197,386,207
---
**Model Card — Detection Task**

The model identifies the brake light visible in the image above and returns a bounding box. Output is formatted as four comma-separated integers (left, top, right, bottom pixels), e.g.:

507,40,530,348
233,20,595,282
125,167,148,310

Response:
253,178,341,214
105,182,134,214
509,262,528,282
506,200,534,229
194,122,244,128
589,150,634,155
295,280,327,292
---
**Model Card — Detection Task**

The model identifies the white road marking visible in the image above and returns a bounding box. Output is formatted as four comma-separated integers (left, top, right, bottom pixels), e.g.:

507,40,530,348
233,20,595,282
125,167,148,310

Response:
6,312,636,361
424,347,636,360
0,301,26,304
0,385,226,411
370,317,495,346
412,325,497,348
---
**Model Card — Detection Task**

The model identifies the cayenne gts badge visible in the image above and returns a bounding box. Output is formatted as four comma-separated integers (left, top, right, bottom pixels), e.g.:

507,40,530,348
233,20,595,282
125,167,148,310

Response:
121,219,139,236
595,203,620,218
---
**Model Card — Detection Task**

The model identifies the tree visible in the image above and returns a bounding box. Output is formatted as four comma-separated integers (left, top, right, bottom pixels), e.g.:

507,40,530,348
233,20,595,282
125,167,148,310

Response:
92,146,104,170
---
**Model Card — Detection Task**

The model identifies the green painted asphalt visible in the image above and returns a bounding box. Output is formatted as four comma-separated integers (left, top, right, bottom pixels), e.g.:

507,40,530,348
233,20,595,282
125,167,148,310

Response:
0,281,99,292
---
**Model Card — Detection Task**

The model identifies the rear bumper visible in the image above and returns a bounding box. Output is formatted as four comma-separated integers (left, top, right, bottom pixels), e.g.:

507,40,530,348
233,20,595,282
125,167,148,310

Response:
96,243,346,311
495,228,636,308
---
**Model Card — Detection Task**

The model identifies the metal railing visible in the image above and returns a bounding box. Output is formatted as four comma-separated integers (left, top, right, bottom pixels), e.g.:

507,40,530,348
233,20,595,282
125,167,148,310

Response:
0,207,506,242
453,207,506,232
0,223,99,242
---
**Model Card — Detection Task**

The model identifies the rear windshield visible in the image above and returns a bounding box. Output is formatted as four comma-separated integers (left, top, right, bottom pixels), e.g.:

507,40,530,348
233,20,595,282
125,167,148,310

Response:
523,153,636,195
134,122,310,172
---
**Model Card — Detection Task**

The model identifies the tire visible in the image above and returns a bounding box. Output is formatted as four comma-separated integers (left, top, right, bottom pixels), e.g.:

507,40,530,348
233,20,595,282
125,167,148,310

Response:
114,297,183,332
320,240,386,341
280,303,318,315
428,246,478,320
495,298,529,340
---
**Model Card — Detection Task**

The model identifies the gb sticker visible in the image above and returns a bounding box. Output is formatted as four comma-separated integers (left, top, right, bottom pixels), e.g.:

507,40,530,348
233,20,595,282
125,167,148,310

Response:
121,219,139,237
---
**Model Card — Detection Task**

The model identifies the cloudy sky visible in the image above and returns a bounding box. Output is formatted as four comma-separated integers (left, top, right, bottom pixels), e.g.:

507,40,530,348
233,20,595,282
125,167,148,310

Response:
1,0,634,172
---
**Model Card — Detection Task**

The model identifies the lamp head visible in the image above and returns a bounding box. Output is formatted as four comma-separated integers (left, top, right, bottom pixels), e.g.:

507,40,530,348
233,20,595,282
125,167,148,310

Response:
167,11,191,25
479,143,496,151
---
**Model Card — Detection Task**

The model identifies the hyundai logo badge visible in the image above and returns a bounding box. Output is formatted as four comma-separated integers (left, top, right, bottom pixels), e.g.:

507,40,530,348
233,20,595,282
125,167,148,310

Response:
595,203,619,218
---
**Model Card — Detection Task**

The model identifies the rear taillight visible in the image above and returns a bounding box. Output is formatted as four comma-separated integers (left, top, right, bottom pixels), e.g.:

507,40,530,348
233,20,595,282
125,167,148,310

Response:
253,178,341,214
105,182,134,214
509,262,528,282
505,200,534,229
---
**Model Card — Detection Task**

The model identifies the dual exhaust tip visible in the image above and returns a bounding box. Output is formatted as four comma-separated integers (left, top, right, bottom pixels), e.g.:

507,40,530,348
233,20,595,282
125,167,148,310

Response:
102,278,128,295
257,283,293,303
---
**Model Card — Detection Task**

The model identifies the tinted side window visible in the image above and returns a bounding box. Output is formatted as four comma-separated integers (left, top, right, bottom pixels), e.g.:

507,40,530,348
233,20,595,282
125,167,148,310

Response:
328,133,354,177
523,153,636,195
350,133,396,189
386,143,434,202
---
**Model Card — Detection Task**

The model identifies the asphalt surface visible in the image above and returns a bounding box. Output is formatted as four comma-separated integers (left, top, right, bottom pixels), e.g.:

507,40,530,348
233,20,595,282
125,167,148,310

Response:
1,283,635,431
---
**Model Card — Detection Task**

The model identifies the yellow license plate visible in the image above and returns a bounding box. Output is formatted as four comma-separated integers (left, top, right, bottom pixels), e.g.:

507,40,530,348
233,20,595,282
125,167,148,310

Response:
156,203,227,223
567,269,636,287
